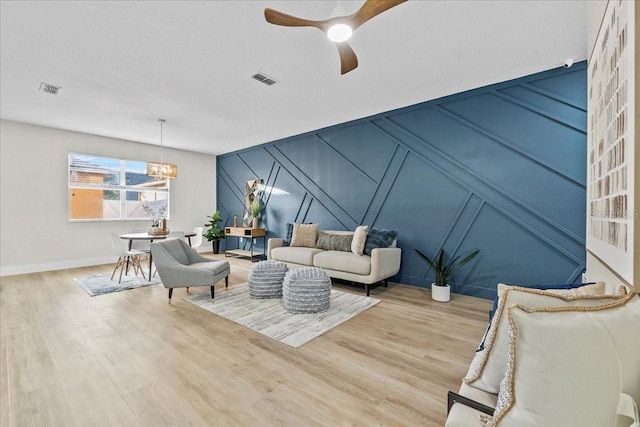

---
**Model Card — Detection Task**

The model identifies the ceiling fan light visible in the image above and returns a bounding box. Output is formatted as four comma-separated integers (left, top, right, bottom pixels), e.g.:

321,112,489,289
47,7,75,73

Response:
327,24,352,42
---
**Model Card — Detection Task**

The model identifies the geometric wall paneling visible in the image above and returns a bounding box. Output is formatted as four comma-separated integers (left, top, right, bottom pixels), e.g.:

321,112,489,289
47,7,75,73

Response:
217,63,588,299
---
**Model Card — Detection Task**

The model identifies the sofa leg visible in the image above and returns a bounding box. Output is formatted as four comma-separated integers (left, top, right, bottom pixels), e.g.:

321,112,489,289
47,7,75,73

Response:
210,286,215,303
168,288,173,304
383,279,388,287
365,284,370,297
225,276,228,288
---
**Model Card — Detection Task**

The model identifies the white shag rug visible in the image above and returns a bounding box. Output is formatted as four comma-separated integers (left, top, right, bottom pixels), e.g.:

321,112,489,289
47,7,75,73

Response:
183,282,380,348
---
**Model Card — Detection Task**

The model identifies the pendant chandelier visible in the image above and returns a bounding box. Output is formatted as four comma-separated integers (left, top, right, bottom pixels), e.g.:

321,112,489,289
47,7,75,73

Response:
146,119,177,179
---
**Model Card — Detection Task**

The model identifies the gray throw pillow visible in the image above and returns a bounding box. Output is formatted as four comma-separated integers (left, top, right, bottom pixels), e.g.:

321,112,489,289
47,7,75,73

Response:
315,232,353,252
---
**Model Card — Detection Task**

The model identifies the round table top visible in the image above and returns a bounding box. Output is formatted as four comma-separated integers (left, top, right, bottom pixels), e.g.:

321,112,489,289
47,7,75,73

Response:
120,231,196,240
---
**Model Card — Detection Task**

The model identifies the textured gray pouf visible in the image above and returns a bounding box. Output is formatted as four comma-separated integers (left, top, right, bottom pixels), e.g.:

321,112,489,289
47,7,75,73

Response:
248,260,288,299
283,267,331,314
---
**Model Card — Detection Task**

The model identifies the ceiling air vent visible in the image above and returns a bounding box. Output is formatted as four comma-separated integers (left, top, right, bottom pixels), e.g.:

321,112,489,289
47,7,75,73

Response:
251,72,277,86
39,83,61,95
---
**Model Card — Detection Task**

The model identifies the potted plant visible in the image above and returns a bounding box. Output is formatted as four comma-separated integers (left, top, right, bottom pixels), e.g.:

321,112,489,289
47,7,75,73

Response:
414,248,480,302
204,210,226,254
251,200,262,228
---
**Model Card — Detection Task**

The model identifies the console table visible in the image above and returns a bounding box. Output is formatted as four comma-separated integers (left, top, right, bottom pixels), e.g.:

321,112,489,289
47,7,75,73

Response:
224,227,266,262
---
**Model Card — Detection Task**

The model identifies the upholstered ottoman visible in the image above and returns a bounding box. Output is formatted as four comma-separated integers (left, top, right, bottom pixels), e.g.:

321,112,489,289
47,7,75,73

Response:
282,267,331,314
248,260,288,299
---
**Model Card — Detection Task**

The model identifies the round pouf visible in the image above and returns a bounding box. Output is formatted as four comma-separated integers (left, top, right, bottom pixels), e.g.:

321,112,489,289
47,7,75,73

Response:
248,260,288,299
282,267,331,314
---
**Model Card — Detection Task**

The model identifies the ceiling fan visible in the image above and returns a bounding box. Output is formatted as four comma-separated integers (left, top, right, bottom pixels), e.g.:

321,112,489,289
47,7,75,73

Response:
264,0,408,75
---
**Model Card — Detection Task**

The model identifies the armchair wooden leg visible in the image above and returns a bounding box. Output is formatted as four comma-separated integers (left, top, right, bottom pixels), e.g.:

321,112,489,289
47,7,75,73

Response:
447,391,494,416
168,288,173,304
225,276,228,288
210,286,215,303
186,287,189,293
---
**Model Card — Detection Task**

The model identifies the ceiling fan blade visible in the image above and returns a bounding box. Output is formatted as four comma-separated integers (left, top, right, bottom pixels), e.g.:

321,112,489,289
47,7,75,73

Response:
336,42,358,75
264,8,327,31
349,0,408,30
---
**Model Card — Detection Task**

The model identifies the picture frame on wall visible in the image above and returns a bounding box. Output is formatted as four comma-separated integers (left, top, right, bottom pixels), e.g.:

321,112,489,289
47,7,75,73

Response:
586,0,637,285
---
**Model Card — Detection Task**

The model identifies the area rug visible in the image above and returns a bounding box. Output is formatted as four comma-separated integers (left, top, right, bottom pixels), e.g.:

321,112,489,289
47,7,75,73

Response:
183,283,380,348
74,273,161,297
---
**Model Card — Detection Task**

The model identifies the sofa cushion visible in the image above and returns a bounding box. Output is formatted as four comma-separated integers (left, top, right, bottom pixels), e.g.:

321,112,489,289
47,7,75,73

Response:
190,261,230,275
315,231,353,252
481,294,640,427
478,281,606,351
364,228,398,255
290,223,319,248
465,282,617,394
313,251,371,276
351,225,368,256
271,247,323,265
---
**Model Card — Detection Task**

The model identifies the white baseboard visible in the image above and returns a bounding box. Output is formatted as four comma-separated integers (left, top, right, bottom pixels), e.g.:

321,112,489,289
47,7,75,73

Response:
0,256,115,277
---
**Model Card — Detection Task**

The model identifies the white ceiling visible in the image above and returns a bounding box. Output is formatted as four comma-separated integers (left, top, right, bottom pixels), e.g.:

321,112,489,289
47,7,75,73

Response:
0,0,587,156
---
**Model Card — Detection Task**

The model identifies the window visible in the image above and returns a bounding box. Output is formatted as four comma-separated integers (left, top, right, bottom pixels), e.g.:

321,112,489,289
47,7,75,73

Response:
68,152,170,221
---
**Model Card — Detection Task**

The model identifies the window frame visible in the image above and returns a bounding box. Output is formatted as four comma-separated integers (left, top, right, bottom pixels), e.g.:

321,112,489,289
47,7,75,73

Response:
68,151,171,222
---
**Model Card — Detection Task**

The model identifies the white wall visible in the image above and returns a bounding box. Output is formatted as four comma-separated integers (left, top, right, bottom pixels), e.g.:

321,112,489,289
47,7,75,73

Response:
0,119,217,276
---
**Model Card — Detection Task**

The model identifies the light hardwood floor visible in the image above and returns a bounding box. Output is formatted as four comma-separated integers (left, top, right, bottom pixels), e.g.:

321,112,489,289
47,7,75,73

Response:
0,255,492,426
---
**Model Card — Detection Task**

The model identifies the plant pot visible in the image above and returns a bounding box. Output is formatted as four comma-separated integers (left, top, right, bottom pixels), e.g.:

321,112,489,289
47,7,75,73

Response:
252,218,259,229
212,240,220,254
431,283,450,302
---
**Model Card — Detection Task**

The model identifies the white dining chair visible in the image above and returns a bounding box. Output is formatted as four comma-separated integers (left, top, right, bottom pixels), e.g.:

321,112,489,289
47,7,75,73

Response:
129,227,151,255
190,226,203,249
109,232,146,283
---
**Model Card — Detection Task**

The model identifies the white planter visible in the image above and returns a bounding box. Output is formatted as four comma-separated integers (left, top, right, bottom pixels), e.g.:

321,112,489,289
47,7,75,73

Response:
431,283,451,302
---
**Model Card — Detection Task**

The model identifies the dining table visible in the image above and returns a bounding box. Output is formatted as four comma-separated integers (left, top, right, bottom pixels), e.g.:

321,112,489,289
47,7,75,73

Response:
120,231,196,280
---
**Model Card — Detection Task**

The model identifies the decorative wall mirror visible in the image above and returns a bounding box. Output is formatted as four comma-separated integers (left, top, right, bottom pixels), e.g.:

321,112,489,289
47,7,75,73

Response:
243,179,263,227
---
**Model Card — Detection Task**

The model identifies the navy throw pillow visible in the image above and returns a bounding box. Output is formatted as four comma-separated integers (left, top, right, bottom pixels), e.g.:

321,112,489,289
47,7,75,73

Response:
283,223,294,246
363,228,397,255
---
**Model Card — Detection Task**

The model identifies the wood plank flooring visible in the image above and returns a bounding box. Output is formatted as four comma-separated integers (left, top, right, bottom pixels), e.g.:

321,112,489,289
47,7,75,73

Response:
0,254,492,426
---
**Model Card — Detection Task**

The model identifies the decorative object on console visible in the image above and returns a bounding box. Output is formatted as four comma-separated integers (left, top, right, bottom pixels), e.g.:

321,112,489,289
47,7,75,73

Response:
264,0,408,75
414,247,480,302
243,179,263,227
251,200,261,228
204,210,226,254
146,119,177,179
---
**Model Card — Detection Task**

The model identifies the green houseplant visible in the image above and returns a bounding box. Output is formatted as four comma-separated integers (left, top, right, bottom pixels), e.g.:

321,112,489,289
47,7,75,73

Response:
414,248,480,302
204,210,226,254
250,200,262,228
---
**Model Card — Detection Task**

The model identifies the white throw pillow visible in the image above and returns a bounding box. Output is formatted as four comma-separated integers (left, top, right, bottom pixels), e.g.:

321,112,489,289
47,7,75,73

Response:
351,225,368,256
481,293,640,427
289,223,319,248
465,282,612,393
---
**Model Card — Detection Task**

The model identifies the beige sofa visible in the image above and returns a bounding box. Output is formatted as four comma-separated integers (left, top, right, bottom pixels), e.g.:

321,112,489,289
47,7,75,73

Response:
267,230,401,296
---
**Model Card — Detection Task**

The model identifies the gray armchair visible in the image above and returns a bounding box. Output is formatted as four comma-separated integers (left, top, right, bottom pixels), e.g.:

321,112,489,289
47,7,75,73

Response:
150,239,230,303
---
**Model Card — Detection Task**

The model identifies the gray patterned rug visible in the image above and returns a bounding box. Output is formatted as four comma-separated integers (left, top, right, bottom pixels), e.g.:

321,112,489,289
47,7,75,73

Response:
183,283,380,348
74,273,161,296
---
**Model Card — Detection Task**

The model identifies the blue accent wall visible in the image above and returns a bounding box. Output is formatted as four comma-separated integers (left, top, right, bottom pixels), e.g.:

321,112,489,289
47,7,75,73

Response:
217,63,587,300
